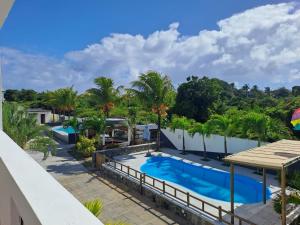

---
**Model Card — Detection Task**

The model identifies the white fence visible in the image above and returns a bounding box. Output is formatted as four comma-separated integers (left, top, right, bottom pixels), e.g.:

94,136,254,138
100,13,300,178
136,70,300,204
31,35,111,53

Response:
161,128,267,154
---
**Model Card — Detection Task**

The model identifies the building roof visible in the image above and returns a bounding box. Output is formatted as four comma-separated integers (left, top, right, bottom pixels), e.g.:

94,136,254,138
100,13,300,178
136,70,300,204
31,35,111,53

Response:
224,139,300,170
27,108,52,113
0,0,14,28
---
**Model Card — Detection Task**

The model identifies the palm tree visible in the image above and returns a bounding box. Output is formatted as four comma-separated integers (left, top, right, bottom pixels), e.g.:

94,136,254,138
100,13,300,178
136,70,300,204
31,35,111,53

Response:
188,122,211,160
3,102,43,148
83,116,106,147
170,115,193,154
131,71,174,151
241,112,269,147
45,91,60,122
207,114,235,156
88,77,118,117
47,87,77,120
59,87,77,119
128,106,137,145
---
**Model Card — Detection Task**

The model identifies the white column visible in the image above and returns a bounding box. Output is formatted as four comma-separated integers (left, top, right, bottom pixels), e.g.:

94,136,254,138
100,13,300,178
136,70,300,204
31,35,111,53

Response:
127,127,131,145
102,133,105,146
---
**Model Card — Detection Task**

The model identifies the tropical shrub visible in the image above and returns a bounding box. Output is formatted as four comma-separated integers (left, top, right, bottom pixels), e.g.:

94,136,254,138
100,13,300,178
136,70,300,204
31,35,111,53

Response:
273,195,281,214
84,199,130,225
76,136,96,157
273,193,300,214
3,102,43,148
278,171,300,190
289,172,300,190
28,136,57,160
84,199,103,217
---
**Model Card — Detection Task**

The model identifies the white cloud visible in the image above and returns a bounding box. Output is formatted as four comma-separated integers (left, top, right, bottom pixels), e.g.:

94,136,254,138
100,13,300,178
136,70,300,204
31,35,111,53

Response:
2,2,300,91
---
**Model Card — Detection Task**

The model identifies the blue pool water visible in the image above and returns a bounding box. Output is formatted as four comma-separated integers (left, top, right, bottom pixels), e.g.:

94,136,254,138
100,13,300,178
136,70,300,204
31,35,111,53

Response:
140,156,271,203
54,126,76,134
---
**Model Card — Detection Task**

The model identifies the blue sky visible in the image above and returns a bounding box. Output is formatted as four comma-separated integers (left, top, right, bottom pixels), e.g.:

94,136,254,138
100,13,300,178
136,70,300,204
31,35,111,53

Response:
1,0,289,56
0,0,299,91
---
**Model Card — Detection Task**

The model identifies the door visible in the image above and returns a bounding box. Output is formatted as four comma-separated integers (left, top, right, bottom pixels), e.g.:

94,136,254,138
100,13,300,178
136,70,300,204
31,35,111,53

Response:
40,114,45,124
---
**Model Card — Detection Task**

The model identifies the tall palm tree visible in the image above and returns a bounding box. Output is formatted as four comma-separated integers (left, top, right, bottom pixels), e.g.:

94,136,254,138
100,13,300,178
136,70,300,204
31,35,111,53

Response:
131,71,174,151
88,77,118,117
188,122,211,160
128,106,137,145
45,91,60,122
208,114,235,156
170,115,193,154
59,87,77,119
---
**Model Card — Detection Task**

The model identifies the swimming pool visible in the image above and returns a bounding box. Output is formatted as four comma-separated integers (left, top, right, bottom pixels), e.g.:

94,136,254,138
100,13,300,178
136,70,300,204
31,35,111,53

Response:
53,126,76,134
140,156,271,204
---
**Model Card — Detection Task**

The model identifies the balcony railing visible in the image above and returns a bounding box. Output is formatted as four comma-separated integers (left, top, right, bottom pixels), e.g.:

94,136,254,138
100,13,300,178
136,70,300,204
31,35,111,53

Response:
0,130,104,225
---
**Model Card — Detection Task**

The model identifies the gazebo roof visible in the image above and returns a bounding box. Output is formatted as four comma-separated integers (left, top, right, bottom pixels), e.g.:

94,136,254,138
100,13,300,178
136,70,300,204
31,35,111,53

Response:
224,139,300,170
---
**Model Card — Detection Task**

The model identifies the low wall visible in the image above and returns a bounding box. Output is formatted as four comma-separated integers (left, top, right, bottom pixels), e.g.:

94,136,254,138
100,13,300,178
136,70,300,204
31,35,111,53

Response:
52,130,69,143
161,128,268,154
93,142,156,168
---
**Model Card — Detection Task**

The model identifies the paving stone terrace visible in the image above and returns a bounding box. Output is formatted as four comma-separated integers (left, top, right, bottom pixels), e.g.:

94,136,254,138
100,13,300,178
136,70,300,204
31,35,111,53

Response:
28,144,186,225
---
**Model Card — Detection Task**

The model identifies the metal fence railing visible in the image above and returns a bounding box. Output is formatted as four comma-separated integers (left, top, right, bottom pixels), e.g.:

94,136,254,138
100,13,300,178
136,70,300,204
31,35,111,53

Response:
103,158,256,225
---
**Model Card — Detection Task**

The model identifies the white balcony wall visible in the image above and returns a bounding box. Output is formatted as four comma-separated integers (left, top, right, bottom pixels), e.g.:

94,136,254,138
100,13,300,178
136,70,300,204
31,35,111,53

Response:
162,128,267,154
0,130,103,225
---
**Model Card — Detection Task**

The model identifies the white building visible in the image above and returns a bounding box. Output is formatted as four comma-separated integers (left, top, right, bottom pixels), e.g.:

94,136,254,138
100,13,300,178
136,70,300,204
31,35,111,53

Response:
27,108,53,125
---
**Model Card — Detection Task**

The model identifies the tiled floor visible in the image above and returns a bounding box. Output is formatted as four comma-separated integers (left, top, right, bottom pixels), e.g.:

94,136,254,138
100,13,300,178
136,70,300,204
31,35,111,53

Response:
28,145,186,225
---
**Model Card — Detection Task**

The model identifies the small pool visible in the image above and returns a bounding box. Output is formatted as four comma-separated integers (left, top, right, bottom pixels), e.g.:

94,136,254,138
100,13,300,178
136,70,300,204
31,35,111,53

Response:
53,126,76,134
140,156,271,204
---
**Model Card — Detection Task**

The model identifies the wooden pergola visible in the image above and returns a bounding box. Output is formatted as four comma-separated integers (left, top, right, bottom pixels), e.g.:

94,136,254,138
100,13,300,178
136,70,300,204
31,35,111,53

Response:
224,139,300,225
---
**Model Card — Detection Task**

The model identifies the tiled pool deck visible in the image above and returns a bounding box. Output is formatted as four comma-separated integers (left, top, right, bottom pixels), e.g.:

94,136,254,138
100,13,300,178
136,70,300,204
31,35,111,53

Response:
28,145,186,225
114,148,282,225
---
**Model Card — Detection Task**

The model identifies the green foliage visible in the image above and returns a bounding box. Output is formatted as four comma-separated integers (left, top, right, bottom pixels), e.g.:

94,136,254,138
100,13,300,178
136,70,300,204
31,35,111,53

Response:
76,136,96,157
207,114,235,155
131,71,174,112
273,195,281,214
170,115,194,152
63,117,81,133
170,115,193,131
279,171,300,190
44,87,77,119
4,89,37,102
207,114,233,135
28,136,58,160
273,193,300,214
87,76,120,116
172,76,224,122
188,122,211,159
3,102,43,148
131,71,174,149
82,116,106,145
4,74,298,142
84,199,103,217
